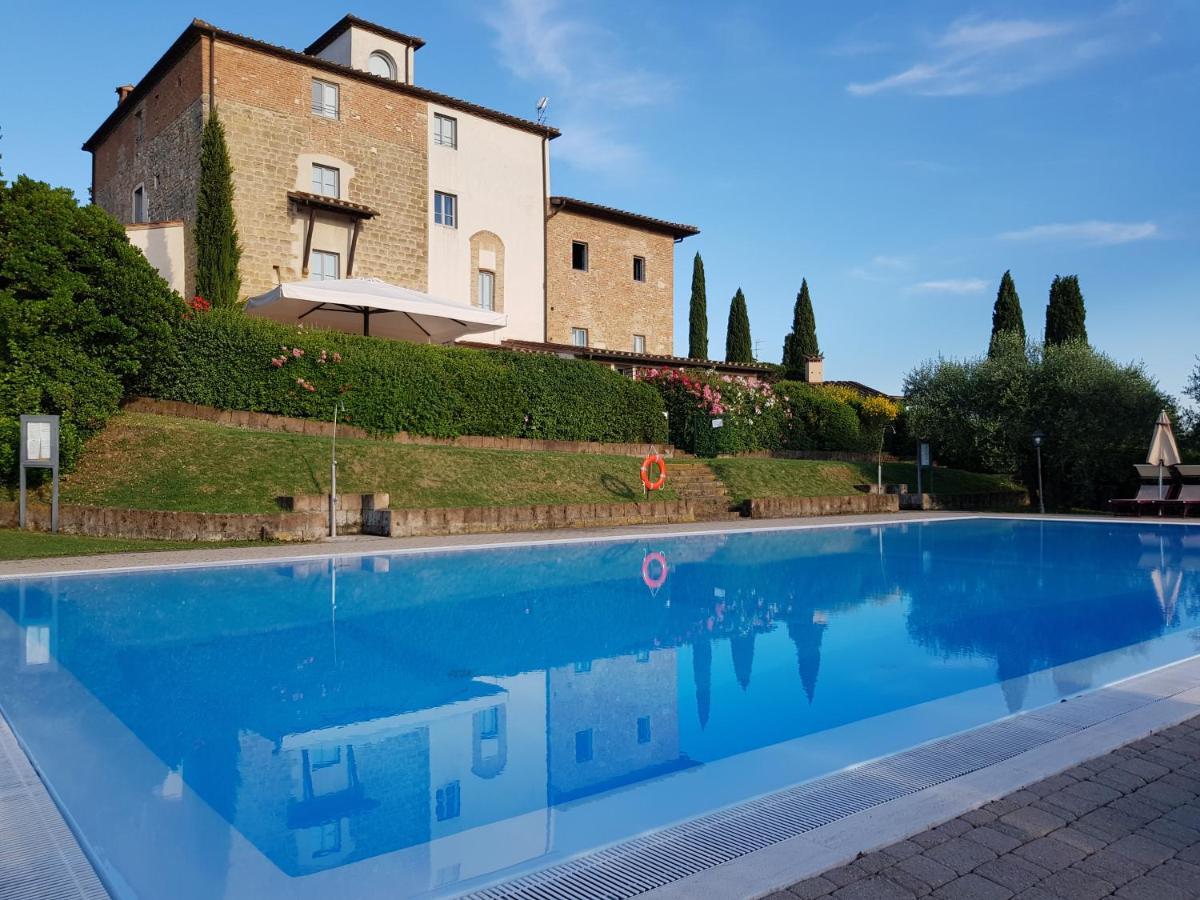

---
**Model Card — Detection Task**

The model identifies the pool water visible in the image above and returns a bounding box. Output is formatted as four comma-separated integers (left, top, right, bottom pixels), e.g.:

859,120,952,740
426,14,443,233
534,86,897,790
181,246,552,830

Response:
1,518,1198,898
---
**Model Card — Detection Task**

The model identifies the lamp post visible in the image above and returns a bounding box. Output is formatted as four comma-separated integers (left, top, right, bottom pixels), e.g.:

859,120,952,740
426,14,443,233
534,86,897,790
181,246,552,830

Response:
1032,430,1046,515
877,424,896,492
330,399,346,538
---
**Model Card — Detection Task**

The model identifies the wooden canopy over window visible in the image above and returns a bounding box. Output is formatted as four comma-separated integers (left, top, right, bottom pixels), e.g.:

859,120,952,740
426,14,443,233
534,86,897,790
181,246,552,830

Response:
287,191,379,278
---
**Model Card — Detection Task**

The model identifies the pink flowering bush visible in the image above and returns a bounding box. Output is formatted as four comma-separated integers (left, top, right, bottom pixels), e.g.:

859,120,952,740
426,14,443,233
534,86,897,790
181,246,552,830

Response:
640,368,784,455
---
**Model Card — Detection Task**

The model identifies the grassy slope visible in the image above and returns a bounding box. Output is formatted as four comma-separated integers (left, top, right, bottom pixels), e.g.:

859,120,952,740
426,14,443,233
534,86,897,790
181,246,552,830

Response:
0,529,268,561
51,413,678,514
708,457,1020,503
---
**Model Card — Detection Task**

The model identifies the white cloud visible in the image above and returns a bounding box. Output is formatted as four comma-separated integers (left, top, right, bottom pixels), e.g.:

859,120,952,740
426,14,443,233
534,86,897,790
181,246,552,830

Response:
483,0,673,174
912,279,988,294
847,10,1139,97
999,220,1159,245
850,254,912,281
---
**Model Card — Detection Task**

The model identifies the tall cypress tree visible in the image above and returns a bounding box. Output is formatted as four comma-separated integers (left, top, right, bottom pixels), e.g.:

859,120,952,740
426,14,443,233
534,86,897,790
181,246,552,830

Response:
194,110,242,307
1044,274,1087,346
725,288,752,363
782,278,819,376
988,270,1025,356
687,252,708,360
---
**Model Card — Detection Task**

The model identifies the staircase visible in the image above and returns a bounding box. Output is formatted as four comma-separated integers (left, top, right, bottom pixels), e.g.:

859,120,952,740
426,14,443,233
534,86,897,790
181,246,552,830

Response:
667,462,743,520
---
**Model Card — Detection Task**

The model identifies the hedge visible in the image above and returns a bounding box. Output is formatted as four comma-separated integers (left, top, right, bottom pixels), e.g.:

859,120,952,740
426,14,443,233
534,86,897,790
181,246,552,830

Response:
148,310,668,443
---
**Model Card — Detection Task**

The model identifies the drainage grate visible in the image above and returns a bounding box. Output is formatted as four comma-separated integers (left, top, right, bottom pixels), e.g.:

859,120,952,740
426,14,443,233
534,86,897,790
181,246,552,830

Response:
0,716,110,900
462,669,1198,900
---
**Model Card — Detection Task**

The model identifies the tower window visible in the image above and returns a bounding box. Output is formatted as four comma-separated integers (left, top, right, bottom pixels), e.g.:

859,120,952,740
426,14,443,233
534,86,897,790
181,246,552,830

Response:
571,241,588,271
633,256,646,282
368,51,396,80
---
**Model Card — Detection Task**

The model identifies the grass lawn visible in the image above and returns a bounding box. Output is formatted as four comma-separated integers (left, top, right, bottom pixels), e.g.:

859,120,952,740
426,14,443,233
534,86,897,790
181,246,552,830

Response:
708,457,1021,503
0,528,271,561
41,413,679,514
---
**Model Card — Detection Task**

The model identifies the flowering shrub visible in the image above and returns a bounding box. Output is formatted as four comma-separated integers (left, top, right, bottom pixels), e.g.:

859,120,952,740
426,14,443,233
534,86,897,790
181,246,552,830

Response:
641,369,784,455
183,295,212,320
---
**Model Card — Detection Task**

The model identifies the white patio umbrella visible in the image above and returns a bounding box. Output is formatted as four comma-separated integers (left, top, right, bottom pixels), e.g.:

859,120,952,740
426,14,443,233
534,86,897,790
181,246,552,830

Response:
1146,410,1181,499
245,277,506,343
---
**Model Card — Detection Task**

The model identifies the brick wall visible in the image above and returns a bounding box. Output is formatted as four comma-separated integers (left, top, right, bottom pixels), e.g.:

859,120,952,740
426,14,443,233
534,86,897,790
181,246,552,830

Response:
92,41,206,296
545,208,675,355
211,39,428,299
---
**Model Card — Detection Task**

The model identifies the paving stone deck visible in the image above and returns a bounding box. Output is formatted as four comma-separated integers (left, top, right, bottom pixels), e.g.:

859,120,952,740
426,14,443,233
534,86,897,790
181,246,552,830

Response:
776,716,1200,900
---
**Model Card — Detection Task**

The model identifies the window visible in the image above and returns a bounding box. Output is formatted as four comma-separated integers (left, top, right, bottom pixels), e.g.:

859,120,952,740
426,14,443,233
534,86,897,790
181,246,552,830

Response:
309,745,342,769
477,705,501,739
131,184,146,223
435,781,461,821
571,328,588,348
478,271,495,311
635,648,650,663
571,241,588,271
637,716,652,744
134,108,145,142
311,164,340,198
311,79,339,118
434,191,457,228
434,113,458,148
368,51,396,80
632,334,646,354
575,729,594,763
310,250,340,281
574,660,592,674
633,256,646,282
315,822,342,856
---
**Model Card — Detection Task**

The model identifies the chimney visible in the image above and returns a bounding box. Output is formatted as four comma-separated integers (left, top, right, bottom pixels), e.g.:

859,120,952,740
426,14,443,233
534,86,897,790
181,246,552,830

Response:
115,84,135,105
803,357,825,384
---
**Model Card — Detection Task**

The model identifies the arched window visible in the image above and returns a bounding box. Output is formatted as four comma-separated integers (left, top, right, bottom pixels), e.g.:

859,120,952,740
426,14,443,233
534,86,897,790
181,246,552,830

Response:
368,51,396,80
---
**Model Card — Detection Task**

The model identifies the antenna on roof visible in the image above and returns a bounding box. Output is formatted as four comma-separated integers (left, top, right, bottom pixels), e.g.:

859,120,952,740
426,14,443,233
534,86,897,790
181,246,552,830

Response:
536,96,549,125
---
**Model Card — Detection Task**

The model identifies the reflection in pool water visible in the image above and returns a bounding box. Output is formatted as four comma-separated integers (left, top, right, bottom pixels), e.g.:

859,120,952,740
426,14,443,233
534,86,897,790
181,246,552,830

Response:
0,519,1198,898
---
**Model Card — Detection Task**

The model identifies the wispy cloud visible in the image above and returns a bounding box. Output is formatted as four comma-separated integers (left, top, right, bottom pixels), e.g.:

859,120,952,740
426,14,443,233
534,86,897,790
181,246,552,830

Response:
851,254,912,282
912,279,988,294
999,220,1159,245
847,9,1141,97
483,0,673,174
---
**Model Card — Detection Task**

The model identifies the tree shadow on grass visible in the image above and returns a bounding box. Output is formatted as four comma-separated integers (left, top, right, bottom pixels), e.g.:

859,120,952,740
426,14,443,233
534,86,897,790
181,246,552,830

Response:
600,473,636,501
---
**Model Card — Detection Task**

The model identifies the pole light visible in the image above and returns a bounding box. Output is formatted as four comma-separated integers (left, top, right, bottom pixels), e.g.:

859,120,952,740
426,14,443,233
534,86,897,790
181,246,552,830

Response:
1032,430,1046,515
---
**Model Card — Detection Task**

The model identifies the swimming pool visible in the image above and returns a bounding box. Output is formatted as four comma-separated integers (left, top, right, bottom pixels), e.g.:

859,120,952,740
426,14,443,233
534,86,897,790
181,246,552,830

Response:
0,517,1198,898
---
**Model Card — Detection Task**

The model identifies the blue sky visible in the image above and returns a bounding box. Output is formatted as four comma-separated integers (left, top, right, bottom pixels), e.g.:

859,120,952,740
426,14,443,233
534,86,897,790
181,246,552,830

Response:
2,1,1197,399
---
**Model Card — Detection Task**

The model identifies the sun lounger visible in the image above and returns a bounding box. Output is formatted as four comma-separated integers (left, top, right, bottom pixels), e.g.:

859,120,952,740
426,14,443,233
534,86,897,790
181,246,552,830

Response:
1152,482,1200,518
1109,482,1174,516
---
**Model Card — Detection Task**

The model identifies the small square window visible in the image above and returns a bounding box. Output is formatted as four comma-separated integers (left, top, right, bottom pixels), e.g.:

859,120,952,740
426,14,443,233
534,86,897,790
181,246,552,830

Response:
571,241,588,271
632,334,646,354
311,164,339,198
575,729,594,763
311,79,339,119
637,716,652,744
309,745,342,769
571,327,588,348
635,648,650,663
633,256,646,282
574,660,592,673
131,184,146,223
434,191,457,227
434,113,458,148
310,250,340,281
435,781,461,821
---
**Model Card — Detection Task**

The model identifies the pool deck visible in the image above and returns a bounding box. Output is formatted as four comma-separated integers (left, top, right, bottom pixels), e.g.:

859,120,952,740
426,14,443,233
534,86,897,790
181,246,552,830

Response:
1,512,1197,900
777,717,1200,900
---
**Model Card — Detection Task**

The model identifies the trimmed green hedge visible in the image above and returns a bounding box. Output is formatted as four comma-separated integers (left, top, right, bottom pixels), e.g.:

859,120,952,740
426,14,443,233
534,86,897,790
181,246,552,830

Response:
148,310,668,443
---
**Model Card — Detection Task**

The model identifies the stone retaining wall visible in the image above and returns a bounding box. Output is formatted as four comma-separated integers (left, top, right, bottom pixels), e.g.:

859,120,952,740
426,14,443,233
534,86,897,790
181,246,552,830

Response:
728,449,898,463
746,494,900,519
375,500,697,537
125,398,677,458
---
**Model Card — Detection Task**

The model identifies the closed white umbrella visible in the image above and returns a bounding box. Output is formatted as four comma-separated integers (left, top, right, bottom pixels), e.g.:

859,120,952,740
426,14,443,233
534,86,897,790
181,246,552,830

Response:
1146,410,1181,499
245,277,506,343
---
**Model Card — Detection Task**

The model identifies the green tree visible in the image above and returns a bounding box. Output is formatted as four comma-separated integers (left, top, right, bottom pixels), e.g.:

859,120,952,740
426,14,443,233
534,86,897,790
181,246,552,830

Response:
782,278,819,377
195,110,242,308
1043,274,1087,346
988,270,1025,357
687,252,708,360
725,288,752,363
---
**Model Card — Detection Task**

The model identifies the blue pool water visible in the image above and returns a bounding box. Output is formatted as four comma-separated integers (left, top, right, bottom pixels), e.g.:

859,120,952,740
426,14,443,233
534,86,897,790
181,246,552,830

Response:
1,518,1198,898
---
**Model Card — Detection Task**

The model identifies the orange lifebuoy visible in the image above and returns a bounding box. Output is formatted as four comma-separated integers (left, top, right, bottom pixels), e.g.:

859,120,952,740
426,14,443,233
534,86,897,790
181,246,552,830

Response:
642,552,668,590
640,453,667,491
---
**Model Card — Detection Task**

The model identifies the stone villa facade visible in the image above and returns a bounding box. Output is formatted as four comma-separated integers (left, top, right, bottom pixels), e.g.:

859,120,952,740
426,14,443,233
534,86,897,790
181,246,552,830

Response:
84,15,702,360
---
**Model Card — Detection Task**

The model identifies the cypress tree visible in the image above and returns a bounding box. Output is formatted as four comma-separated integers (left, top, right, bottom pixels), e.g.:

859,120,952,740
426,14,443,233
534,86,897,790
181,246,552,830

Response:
1044,274,1087,346
988,270,1026,356
725,288,752,363
782,278,819,376
195,110,242,307
687,252,708,360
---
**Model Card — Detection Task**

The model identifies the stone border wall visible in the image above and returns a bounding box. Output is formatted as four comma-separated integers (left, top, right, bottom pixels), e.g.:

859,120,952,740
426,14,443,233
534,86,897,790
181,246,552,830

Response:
746,494,900,519
900,491,1030,511
727,449,899,463
125,398,679,458
373,500,697,537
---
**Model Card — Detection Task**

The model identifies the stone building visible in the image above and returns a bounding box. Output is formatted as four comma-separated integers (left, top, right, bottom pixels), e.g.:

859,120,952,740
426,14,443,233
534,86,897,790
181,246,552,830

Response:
83,15,702,359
